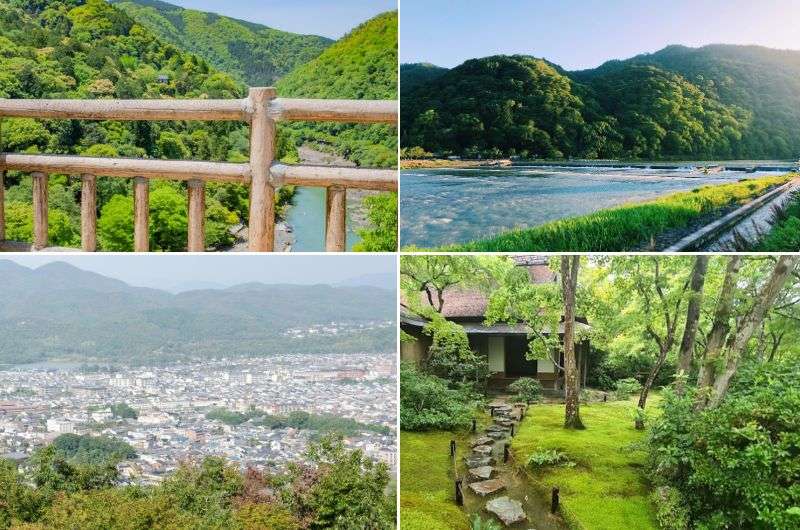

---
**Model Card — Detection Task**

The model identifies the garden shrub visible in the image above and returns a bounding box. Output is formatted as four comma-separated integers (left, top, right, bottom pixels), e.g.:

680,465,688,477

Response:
614,377,643,400
648,359,800,529
400,363,475,431
651,486,689,530
508,377,543,404
526,449,571,469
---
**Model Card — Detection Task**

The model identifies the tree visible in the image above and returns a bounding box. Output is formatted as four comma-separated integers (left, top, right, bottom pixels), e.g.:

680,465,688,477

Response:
400,255,482,313
561,255,584,429
675,256,709,396
698,255,800,408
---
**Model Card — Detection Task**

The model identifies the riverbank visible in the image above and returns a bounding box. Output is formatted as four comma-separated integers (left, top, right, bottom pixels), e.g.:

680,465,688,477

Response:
754,191,800,250
401,158,513,169
425,176,792,252
512,397,660,530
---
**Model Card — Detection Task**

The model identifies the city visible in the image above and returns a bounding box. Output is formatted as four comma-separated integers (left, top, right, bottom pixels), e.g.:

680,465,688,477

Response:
0,353,397,485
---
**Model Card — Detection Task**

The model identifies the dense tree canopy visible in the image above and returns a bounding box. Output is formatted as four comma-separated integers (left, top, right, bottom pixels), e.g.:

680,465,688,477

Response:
402,44,800,160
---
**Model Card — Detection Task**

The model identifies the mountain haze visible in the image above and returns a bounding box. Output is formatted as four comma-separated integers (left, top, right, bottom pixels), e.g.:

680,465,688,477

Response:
111,0,332,86
0,261,396,364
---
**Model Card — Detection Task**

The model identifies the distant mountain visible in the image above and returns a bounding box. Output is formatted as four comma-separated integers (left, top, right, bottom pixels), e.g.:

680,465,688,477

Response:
0,261,396,364
277,11,398,168
400,63,448,92
111,0,332,86
337,272,396,289
403,45,800,160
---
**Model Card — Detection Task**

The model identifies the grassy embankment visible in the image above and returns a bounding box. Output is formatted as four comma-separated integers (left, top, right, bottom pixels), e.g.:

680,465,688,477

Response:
422,176,792,252
755,192,800,250
512,397,660,530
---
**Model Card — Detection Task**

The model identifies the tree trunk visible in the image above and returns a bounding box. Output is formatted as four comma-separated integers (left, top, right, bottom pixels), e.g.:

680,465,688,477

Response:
561,256,584,429
636,343,670,429
695,256,742,410
706,255,799,408
675,256,709,396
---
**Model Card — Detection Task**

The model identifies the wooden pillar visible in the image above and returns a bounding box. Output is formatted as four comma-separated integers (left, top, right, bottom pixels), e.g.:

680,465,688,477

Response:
247,87,277,252
325,186,346,252
0,170,5,241
80,174,97,252
32,172,48,250
187,179,205,252
133,177,149,252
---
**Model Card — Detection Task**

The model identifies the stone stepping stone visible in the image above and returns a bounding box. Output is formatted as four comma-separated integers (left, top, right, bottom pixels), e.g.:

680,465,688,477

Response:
485,496,526,526
487,431,507,440
486,425,508,432
488,401,507,408
464,455,493,467
494,418,514,427
473,444,492,455
471,436,494,447
468,465,494,480
468,478,505,496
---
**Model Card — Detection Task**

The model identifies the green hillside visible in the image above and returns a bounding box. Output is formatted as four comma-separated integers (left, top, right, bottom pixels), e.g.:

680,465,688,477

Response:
0,260,396,363
111,0,332,86
400,62,448,92
277,10,398,169
0,0,297,251
403,45,800,160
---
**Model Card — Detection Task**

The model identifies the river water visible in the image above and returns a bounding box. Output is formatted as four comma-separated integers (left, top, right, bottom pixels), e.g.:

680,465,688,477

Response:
285,187,361,251
400,165,786,248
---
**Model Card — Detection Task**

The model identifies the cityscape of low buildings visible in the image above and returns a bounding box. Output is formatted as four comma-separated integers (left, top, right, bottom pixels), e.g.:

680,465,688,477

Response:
0,352,396,485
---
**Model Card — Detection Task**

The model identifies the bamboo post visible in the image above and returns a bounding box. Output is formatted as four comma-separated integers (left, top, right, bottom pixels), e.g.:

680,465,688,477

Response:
247,87,277,251
454,479,463,506
187,179,205,252
471,418,477,432
503,443,509,463
449,439,456,458
551,487,560,513
133,177,149,252
32,172,48,250
324,186,347,252
80,174,96,252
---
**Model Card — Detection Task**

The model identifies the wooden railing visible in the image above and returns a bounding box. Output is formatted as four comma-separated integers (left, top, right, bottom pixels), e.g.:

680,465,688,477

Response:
0,88,397,252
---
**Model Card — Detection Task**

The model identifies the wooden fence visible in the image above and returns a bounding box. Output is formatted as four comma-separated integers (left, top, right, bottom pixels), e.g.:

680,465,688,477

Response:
0,88,397,252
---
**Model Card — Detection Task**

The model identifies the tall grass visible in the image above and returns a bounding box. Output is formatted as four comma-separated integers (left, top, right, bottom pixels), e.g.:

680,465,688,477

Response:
755,192,800,251
438,176,792,252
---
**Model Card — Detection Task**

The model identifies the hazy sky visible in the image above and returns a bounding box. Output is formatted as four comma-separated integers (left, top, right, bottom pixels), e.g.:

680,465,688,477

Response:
400,0,800,70
163,0,396,39
5,255,396,292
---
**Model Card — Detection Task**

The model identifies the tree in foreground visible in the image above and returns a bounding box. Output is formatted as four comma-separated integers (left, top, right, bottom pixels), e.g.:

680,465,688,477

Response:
561,255,584,429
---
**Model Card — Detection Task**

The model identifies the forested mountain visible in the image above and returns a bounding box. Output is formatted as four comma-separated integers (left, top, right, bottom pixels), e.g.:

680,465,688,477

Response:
400,62,448,92
277,11,398,169
110,0,332,86
0,260,396,363
402,45,800,160
0,0,297,251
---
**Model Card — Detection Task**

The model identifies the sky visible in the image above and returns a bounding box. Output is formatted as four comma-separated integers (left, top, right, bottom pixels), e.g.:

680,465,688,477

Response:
162,0,396,39
400,0,800,70
4,255,397,292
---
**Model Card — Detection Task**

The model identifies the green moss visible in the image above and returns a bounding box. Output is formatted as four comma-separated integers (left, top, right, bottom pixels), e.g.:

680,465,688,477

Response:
512,398,660,530
433,176,793,252
400,430,470,530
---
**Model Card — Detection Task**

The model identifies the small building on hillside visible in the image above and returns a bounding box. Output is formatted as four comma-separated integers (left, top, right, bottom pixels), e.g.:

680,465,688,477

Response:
401,257,591,390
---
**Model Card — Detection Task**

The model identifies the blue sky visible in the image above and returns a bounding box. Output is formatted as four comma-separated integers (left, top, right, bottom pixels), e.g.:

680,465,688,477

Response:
400,0,800,70
5,255,396,291
162,0,396,39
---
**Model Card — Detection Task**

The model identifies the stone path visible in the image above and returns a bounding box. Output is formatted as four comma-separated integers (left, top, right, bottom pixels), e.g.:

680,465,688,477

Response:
461,399,532,527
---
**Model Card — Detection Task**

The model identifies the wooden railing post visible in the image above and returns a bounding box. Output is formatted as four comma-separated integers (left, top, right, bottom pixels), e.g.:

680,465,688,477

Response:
80,174,96,252
247,87,277,252
32,172,48,250
187,179,205,252
0,170,5,241
133,177,149,252
325,186,346,252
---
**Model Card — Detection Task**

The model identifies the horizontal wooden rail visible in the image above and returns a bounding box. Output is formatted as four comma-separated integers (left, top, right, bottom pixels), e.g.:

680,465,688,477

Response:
0,97,397,124
0,99,249,121
272,164,397,191
0,88,397,252
0,153,249,183
270,98,397,124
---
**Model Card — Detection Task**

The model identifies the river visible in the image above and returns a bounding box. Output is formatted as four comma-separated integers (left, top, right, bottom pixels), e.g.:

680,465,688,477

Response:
285,187,362,251
400,165,787,248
